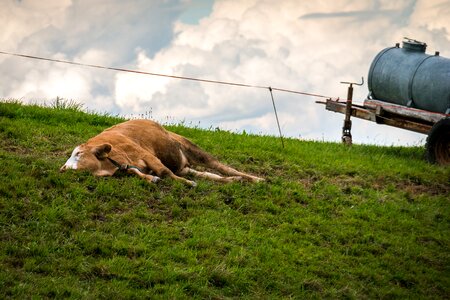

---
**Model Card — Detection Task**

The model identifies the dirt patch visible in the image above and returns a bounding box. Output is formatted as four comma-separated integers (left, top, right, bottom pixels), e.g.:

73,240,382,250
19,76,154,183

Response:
0,140,31,155
298,173,450,197
396,181,450,196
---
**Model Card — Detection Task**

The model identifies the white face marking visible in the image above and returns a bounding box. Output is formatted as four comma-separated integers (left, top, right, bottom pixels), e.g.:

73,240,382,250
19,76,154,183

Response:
63,146,81,170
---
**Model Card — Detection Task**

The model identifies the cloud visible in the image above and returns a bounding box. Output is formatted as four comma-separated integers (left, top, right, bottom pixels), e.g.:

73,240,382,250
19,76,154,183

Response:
1,0,449,145
114,0,449,144
0,0,71,52
0,0,188,111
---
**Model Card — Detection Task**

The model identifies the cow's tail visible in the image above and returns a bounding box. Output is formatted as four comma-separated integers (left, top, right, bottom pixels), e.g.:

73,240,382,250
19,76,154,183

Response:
177,136,217,166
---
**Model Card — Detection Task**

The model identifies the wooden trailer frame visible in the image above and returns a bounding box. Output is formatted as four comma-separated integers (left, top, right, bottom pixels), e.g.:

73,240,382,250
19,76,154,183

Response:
320,98,446,134
316,97,450,165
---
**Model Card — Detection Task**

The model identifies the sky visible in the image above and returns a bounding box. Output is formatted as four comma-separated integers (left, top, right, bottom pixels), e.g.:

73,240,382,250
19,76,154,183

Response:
1,0,449,145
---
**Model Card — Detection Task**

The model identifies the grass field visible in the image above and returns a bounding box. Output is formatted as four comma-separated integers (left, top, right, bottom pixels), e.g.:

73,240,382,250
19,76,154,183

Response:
1,100,449,299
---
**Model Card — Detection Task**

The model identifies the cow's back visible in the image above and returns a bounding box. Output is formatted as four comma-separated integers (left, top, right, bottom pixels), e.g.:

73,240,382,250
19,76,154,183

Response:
91,120,184,172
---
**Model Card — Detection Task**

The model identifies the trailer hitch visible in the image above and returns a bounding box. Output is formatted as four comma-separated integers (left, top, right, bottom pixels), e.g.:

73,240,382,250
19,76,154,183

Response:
340,77,364,145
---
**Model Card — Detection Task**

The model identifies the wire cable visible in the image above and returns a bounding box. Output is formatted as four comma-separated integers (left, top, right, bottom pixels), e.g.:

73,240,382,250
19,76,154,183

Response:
0,50,335,99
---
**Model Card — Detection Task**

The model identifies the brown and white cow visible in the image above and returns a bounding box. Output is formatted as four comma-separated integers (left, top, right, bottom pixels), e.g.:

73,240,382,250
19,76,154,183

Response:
60,119,263,186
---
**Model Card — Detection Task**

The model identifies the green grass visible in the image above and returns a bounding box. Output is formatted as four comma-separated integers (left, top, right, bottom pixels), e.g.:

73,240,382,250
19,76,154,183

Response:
1,100,449,299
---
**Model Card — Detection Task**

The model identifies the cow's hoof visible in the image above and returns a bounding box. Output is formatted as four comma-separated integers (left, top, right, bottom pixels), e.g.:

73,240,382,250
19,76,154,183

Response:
248,175,264,182
189,180,197,187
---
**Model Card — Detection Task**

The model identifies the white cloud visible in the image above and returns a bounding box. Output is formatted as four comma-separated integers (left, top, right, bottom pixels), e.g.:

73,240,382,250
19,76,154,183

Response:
113,0,449,145
0,0,187,111
1,0,449,145
0,0,71,52
410,0,450,35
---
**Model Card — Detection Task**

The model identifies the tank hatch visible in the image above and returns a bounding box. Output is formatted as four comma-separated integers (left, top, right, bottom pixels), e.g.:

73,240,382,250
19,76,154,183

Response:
402,37,427,52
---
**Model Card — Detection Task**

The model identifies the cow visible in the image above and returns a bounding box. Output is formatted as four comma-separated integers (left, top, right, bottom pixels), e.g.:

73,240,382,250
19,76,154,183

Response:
60,119,264,187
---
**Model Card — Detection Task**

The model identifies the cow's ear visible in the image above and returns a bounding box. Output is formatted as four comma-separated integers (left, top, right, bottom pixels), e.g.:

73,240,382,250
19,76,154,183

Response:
94,143,112,159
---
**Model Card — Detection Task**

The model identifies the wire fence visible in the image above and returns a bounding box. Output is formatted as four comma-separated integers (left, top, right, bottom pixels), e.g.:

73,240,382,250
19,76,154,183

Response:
0,50,340,146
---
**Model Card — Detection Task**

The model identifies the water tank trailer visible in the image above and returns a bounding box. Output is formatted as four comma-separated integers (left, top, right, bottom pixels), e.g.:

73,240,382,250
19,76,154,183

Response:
318,38,450,165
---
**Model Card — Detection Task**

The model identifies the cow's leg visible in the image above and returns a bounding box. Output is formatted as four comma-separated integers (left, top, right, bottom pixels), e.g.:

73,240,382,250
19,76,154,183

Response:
203,160,264,182
178,167,243,183
177,136,264,182
126,167,161,184
142,155,197,187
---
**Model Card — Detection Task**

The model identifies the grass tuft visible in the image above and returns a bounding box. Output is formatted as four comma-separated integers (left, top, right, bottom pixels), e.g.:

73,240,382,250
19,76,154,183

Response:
50,97,84,112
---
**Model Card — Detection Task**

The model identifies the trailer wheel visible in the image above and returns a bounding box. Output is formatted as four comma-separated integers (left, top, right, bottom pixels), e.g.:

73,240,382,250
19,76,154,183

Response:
426,117,450,165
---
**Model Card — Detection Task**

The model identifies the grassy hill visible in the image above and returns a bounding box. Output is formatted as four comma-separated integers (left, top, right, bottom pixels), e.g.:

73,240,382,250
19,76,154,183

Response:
1,100,449,299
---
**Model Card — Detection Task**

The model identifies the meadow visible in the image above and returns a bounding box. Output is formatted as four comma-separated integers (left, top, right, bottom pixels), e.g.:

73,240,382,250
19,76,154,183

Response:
1,100,449,299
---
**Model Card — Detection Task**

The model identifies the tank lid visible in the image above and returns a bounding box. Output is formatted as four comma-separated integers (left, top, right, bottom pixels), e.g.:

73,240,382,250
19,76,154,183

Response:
402,37,427,52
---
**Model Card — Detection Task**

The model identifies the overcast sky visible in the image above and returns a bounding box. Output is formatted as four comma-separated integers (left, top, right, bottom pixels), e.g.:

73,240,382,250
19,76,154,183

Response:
1,0,449,145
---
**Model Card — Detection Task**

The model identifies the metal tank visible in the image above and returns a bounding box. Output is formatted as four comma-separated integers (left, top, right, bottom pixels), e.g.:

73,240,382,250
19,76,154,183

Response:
368,38,450,114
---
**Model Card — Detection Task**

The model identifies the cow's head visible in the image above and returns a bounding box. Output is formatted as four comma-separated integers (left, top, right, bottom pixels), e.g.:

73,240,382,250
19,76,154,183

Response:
60,143,113,174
